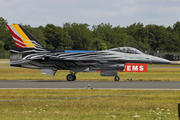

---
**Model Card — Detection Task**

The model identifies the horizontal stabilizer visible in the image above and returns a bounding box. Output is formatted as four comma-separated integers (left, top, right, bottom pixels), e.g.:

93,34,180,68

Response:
10,48,49,54
10,48,65,54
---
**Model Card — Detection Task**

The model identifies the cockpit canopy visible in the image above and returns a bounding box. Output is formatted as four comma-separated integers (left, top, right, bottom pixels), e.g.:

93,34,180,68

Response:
108,47,143,54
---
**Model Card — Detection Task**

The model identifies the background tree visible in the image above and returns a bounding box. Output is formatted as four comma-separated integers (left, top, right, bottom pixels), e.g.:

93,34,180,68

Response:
89,37,107,50
92,23,113,49
1,16,180,53
63,22,92,50
0,41,5,50
44,24,73,50
0,17,15,50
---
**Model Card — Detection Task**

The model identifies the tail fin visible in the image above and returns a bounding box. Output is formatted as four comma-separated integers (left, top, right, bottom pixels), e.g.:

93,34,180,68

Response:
6,24,45,48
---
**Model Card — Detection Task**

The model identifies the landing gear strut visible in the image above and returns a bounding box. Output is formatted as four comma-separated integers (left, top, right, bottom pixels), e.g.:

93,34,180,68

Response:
66,72,76,81
114,76,120,81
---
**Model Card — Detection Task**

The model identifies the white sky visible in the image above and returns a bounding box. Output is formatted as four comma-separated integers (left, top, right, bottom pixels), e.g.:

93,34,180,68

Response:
1,0,180,27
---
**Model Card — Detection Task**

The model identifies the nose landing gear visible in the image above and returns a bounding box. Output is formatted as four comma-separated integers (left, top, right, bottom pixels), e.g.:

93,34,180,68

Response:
66,72,76,81
114,76,120,81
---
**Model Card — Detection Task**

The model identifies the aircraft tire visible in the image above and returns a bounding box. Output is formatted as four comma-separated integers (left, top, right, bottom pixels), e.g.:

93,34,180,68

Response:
114,76,120,81
67,74,75,81
73,75,76,81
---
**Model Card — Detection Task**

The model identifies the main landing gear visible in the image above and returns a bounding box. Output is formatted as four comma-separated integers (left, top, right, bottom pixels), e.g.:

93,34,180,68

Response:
66,72,76,81
66,72,120,82
114,76,120,81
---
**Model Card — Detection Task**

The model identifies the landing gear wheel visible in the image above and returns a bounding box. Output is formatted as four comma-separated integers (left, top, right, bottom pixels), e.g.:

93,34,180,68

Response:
114,76,120,81
67,74,76,81
73,75,76,81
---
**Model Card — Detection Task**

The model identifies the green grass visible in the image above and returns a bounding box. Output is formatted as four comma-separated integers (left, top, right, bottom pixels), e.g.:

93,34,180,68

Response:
0,89,179,120
0,63,9,66
0,59,9,61
0,60,179,119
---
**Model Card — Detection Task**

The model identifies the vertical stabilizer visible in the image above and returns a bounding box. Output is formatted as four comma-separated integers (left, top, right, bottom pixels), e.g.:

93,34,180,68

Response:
7,24,45,48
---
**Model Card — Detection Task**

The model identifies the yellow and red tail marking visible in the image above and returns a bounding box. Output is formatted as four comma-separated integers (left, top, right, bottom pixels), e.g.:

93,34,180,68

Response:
7,24,35,48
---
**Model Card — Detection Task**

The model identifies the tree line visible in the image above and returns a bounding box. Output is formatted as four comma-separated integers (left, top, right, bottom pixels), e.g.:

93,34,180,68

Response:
0,17,180,53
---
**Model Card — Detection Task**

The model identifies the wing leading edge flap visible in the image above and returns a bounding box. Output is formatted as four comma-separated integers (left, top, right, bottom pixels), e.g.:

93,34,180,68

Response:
41,68,57,76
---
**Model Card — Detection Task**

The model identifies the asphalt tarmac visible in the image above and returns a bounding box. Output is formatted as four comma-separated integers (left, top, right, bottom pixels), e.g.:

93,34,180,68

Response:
0,80,180,90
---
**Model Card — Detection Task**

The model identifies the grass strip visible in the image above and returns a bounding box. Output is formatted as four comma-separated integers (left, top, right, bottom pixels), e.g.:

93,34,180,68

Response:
0,89,179,120
0,90,179,102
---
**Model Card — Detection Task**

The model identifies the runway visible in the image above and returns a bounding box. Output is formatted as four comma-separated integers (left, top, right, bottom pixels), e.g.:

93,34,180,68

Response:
0,80,180,90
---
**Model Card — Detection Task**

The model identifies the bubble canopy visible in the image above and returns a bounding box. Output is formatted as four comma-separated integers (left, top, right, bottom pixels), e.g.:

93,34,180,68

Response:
108,47,143,54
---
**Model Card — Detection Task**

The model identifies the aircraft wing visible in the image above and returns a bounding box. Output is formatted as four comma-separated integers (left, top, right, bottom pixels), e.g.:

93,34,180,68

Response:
24,51,123,63
49,56,122,63
22,51,144,64
50,56,97,62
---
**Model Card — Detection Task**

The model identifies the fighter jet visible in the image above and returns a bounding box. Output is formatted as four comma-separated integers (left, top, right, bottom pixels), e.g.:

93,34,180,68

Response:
7,24,171,81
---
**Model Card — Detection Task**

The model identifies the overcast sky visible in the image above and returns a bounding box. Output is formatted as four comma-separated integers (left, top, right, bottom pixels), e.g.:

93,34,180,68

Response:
1,0,180,28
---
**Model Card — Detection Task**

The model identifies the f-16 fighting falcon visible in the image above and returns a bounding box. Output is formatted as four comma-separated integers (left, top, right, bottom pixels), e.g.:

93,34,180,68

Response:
7,24,171,81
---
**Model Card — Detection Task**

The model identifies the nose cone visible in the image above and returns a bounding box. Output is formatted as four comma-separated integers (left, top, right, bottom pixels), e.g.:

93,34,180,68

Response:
150,56,171,64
